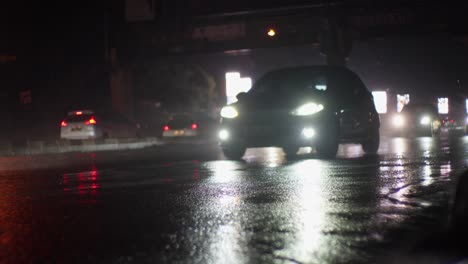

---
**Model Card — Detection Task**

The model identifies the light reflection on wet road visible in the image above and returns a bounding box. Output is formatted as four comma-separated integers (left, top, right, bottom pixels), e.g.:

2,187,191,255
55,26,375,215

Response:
0,135,467,263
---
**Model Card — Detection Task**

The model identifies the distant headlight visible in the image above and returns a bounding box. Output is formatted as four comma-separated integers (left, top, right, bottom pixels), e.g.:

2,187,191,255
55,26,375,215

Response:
291,102,324,116
220,106,239,118
393,115,404,127
420,116,431,125
301,127,316,139
218,129,230,140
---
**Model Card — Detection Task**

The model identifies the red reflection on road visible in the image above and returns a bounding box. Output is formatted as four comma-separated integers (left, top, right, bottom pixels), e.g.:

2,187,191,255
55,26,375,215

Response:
193,160,200,180
62,167,100,200
193,168,200,180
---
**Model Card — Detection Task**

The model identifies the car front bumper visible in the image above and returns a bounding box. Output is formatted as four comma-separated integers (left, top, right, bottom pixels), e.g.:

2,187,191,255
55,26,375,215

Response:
219,113,334,148
60,131,98,140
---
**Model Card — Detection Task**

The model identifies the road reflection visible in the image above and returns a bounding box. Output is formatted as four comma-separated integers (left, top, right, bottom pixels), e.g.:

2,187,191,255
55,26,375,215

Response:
422,164,433,186
281,159,328,262
192,160,247,263
0,173,23,262
378,136,456,222
62,166,100,203
189,147,380,263
244,147,286,167
181,138,465,262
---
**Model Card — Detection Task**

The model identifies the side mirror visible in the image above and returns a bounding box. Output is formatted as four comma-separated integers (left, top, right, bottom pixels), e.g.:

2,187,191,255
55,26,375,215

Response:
236,92,247,102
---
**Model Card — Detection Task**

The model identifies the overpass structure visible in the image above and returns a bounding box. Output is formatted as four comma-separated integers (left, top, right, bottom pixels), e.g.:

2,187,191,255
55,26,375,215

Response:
109,0,468,120
120,0,468,65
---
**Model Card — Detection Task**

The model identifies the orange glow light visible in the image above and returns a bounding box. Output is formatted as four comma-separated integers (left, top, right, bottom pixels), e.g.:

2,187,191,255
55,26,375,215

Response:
267,28,276,37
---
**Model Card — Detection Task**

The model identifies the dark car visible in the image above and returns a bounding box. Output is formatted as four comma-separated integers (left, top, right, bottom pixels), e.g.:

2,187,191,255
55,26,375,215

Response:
391,103,442,137
218,66,380,159
441,116,467,133
162,113,200,138
439,99,467,134
162,112,219,139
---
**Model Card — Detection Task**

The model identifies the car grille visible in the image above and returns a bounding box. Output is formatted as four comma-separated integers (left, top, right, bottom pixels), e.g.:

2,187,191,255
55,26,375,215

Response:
240,110,299,140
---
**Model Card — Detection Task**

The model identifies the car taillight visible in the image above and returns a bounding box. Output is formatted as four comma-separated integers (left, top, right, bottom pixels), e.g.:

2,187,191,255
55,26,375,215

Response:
61,120,68,127
163,125,170,131
85,116,97,125
191,123,198,130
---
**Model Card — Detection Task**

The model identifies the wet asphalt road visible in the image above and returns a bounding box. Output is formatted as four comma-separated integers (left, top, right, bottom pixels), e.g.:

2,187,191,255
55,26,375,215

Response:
1,135,468,263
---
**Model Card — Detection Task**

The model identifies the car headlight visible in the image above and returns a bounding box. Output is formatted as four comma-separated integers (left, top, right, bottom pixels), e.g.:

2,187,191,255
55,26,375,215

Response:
220,106,239,118
393,115,404,127
420,116,431,125
291,102,324,116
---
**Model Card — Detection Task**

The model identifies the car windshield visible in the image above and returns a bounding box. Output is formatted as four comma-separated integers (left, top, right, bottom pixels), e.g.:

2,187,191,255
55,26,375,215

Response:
244,69,333,108
250,70,328,96
65,114,94,122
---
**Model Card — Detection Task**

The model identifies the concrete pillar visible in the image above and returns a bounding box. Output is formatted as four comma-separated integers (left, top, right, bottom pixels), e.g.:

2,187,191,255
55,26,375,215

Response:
110,48,135,119
320,9,353,66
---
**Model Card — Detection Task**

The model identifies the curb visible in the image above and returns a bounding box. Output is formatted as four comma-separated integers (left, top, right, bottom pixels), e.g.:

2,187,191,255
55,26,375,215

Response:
0,138,164,156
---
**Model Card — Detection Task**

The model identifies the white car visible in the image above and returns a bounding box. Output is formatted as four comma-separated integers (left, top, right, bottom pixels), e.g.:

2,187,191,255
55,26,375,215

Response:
60,110,140,140
60,110,102,140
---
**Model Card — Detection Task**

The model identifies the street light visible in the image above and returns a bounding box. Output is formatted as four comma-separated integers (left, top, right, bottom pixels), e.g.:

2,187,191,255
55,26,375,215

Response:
267,28,276,37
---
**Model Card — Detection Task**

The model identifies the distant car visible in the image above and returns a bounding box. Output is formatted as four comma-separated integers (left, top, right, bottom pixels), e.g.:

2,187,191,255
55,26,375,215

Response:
60,110,140,140
218,66,380,159
162,114,199,138
442,117,463,130
391,104,441,137
441,116,468,134
440,98,468,134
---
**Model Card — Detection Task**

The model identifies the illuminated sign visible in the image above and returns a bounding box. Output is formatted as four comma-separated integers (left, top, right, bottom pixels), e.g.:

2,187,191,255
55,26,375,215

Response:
438,97,449,114
226,72,252,105
466,99,468,114
372,91,387,114
396,94,410,112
